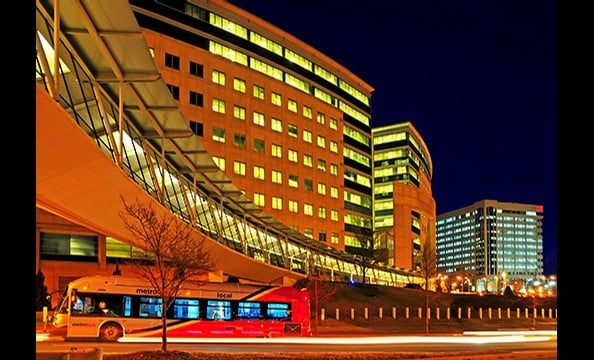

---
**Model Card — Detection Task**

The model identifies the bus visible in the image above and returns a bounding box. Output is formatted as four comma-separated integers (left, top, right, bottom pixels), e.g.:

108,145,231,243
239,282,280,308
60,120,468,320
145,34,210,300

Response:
48,275,311,341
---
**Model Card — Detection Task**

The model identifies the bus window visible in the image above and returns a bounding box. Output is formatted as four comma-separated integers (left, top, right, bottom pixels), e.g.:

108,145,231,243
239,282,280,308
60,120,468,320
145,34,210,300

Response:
207,300,231,320
139,297,162,318
173,299,200,319
267,303,291,320
237,302,261,319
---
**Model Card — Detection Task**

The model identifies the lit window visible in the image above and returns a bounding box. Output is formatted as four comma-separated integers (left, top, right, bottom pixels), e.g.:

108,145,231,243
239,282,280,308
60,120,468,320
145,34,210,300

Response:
288,200,298,213
288,175,298,188
253,85,265,100
317,135,326,148
212,127,225,143
233,105,246,120
317,112,326,125
271,170,282,184
271,118,282,132
271,144,282,158
288,99,297,113
212,70,226,85
317,182,326,195
272,196,282,210
212,98,226,114
303,130,312,143
288,149,298,163
233,77,246,93
253,193,265,207
271,92,282,106
233,161,246,176
318,207,327,219
253,112,265,127
303,154,313,167
253,165,265,180
303,203,313,216
302,105,312,119
288,124,298,137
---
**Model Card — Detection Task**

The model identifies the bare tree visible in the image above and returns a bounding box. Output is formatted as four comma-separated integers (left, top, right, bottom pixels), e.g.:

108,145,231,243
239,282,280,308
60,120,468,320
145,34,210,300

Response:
347,229,389,285
119,197,215,352
414,224,438,335
295,254,338,335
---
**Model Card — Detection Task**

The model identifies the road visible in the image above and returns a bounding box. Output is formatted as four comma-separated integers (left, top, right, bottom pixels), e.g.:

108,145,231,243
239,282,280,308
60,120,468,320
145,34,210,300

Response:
36,331,557,359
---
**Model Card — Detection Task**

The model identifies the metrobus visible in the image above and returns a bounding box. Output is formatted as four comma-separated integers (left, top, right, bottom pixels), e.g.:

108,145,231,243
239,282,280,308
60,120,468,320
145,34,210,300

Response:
48,275,311,341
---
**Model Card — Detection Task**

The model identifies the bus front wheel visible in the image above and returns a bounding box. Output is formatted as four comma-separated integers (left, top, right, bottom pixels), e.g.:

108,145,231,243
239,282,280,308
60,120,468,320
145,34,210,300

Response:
100,322,123,342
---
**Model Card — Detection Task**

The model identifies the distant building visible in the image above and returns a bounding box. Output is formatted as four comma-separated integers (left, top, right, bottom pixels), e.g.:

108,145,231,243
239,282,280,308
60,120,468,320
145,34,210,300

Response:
436,200,543,293
372,123,436,270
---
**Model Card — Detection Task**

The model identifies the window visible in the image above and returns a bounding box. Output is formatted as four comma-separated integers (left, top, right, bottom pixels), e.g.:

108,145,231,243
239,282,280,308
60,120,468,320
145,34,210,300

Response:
302,105,312,119
212,156,225,170
233,77,246,93
212,127,225,143
317,159,326,171
271,144,282,158
317,112,326,125
233,161,246,176
40,232,98,257
288,200,298,213
271,118,282,132
303,154,313,167
329,117,338,130
253,193,265,207
207,300,231,320
330,163,338,175
253,165,265,181
330,186,339,199
304,179,313,192
331,232,339,244
234,133,246,148
317,182,326,195
303,130,312,143
189,121,203,136
167,84,179,100
288,124,298,137
254,138,265,153
288,175,298,188
190,61,203,77
330,141,338,153
189,91,203,106
233,105,246,120
253,85,265,100
288,149,298,163
272,196,282,210
271,170,282,184
237,302,260,319
331,210,339,221
317,135,326,149
253,112,265,127
318,206,327,219
271,92,282,106
304,228,313,239
212,98,225,114
303,203,313,216
212,70,226,85
165,53,180,70
287,99,297,113
318,231,327,242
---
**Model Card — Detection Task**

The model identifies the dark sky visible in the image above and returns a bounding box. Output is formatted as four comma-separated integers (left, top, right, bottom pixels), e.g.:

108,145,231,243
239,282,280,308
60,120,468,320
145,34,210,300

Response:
227,0,558,275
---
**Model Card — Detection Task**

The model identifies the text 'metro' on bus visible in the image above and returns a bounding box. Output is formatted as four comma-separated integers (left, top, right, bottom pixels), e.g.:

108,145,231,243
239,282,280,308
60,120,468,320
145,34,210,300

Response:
49,275,311,341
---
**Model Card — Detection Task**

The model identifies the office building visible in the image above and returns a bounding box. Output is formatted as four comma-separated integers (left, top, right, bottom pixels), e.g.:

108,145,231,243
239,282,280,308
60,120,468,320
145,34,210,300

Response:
436,199,544,293
372,123,436,270
36,0,434,294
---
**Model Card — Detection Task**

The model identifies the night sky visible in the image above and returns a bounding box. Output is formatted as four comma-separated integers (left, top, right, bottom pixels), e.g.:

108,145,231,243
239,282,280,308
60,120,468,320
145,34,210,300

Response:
227,0,558,275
